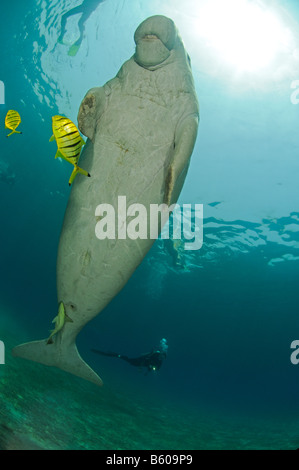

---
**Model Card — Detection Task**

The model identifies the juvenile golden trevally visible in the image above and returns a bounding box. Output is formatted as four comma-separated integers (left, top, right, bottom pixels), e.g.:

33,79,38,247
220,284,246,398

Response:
5,110,22,137
47,301,73,345
50,116,90,185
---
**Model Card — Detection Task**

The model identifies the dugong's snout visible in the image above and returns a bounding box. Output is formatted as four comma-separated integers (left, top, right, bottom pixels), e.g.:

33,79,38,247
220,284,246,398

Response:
134,15,177,50
134,15,178,68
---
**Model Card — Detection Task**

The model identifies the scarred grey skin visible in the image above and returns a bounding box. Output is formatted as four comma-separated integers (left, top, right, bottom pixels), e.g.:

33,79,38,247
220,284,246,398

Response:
12,15,199,386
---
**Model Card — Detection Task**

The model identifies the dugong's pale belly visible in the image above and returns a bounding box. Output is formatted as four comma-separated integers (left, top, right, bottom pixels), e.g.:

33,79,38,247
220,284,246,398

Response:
12,15,199,387
57,93,175,322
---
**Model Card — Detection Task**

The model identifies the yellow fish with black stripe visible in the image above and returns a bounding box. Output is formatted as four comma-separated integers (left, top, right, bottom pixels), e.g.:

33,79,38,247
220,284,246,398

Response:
5,110,22,137
47,301,73,345
50,115,91,186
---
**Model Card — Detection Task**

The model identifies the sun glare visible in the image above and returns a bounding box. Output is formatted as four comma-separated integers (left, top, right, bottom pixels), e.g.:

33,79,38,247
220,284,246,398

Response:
193,0,293,72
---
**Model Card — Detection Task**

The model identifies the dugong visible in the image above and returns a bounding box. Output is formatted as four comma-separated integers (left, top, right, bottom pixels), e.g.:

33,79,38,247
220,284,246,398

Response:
12,15,199,386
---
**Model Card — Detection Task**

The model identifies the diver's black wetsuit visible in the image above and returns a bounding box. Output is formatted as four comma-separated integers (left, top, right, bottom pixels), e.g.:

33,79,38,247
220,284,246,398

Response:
58,0,106,53
91,349,166,372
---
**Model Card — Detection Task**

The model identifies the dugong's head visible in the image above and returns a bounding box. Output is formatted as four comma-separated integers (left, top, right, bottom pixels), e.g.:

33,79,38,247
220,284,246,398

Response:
134,15,178,69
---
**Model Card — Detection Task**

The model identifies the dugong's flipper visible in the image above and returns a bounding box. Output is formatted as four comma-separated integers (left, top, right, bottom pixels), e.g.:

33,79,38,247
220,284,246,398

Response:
12,340,103,386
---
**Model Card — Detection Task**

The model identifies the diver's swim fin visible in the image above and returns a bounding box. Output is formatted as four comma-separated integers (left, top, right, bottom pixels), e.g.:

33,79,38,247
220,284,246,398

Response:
91,349,120,358
69,166,91,186
12,339,103,386
68,44,80,57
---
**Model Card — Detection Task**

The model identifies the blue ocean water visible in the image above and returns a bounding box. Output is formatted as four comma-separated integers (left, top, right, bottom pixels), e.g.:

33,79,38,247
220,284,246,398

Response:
1,0,299,450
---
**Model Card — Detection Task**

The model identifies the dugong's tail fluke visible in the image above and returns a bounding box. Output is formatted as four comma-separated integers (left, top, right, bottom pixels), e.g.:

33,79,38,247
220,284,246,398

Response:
12,340,103,387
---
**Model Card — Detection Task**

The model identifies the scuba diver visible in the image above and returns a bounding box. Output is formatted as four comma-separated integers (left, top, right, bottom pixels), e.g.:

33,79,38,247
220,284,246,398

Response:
91,338,168,373
57,0,106,56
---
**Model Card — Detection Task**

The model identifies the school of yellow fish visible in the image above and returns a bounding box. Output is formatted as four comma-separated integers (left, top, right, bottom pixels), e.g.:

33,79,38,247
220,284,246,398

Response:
4,110,90,185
